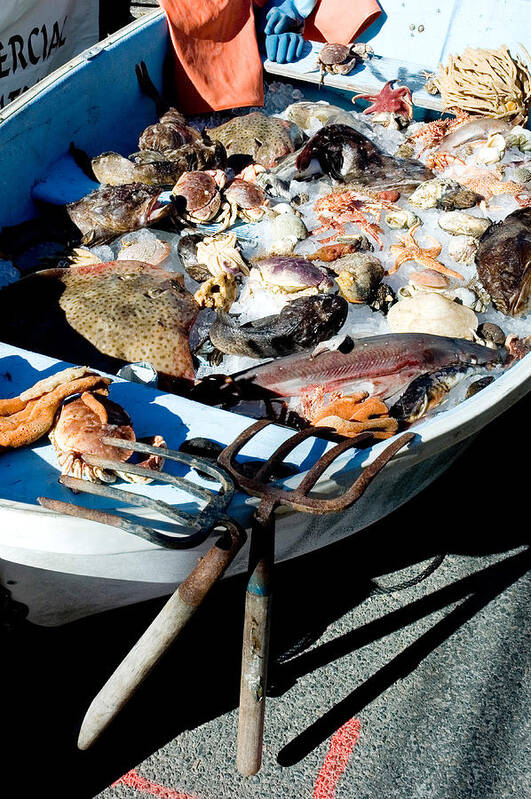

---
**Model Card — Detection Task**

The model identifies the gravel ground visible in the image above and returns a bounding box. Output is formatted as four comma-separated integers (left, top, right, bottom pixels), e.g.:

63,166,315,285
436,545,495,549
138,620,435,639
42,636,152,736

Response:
2,396,529,799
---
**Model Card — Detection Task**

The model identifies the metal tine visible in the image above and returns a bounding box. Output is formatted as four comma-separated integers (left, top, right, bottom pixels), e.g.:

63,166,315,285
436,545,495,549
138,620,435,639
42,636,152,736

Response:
297,432,415,513
253,425,335,483
83,455,219,504
219,420,336,484
101,437,234,491
220,420,271,468
59,475,199,528
295,432,373,496
38,496,212,549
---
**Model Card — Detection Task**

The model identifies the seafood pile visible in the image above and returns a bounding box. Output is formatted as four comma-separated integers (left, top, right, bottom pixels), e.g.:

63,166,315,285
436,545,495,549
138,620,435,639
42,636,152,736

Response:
0,74,530,439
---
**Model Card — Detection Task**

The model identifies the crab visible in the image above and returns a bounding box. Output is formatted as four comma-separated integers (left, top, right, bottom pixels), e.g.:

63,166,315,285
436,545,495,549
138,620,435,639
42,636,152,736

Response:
388,223,464,280
171,170,227,225
302,390,398,439
352,80,413,125
313,188,399,248
456,168,530,205
221,179,270,227
196,232,249,277
316,44,361,85
49,391,165,484
0,367,110,450
248,256,334,296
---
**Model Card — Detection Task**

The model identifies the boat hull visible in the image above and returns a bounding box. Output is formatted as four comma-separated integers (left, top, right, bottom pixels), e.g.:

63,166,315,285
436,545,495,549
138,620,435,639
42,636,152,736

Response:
0,11,529,626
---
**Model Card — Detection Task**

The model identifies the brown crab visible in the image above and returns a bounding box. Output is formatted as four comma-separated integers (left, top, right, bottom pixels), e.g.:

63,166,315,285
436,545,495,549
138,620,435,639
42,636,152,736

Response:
172,173,269,230
171,170,226,225
317,44,361,85
49,391,165,484
222,179,269,226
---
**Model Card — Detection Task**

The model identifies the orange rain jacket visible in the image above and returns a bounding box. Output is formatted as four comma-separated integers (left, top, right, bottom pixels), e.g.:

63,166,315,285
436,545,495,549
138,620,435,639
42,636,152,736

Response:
157,0,382,114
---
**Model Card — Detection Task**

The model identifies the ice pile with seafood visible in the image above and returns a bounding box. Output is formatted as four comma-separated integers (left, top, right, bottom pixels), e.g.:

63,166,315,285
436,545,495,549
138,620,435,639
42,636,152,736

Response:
0,72,530,450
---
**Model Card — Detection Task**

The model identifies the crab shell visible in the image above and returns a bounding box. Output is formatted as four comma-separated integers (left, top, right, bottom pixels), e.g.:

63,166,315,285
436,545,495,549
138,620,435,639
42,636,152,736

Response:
251,256,334,295
319,44,356,68
172,171,221,222
387,292,478,339
224,179,269,222
50,392,165,483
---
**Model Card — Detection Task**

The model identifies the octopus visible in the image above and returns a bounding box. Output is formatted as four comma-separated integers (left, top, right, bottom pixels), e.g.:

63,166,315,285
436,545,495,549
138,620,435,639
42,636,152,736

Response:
196,233,249,277
49,391,165,483
0,367,110,450
475,207,531,316
388,223,464,280
206,112,305,168
0,261,198,380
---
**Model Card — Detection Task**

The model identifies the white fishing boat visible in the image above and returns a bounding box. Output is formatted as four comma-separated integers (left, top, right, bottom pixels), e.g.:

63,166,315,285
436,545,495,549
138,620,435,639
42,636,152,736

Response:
0,6,529,626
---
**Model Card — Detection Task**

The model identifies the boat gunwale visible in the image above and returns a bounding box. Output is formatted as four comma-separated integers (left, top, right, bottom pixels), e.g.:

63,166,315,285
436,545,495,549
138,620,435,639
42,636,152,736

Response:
0,6,529,531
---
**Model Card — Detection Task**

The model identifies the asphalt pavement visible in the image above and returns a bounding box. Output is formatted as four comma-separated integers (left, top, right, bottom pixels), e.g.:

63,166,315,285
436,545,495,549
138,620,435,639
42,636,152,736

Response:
2,394,529,799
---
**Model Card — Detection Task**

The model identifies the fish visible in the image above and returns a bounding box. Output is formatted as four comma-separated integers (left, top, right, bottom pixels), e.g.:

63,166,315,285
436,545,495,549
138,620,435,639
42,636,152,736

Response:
475,207,531,316
206,112,305,169
66,184,173,245
209,294,348,359
290,124,433,193
389,365,495,422
0,260,198,380
435,118,511,154
234,333,504,400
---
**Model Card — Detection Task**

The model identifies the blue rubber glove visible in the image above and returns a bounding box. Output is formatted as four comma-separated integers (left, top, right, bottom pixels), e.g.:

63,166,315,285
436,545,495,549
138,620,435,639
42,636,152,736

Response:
264,2,301,34
265,32,305,63
264,0,316,34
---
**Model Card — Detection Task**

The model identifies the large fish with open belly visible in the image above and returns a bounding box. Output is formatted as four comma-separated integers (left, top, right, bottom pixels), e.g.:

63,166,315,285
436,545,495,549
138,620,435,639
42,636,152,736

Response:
234,333,505,401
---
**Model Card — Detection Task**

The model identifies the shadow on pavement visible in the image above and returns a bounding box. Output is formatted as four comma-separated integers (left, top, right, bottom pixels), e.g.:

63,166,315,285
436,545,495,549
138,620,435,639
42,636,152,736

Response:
2,394,528,797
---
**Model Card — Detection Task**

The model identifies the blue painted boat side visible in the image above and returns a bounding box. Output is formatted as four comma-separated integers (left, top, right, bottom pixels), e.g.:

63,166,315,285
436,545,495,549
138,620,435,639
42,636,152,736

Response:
0,13,169,226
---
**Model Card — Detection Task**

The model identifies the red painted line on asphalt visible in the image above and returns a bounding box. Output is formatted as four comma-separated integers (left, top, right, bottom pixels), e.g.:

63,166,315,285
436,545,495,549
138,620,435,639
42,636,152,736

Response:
312,718,361,799
112,769,197,799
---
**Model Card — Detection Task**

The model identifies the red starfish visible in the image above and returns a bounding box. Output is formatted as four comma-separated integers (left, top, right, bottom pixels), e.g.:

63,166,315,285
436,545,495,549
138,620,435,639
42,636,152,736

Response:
353,80,413,119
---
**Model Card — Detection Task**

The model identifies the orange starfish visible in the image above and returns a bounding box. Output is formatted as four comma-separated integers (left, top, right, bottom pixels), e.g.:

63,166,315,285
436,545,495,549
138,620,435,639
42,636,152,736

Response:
388,223,464,280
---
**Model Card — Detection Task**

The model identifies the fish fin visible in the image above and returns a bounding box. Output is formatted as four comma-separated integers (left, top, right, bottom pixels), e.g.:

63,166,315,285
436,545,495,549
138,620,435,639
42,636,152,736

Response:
311,333,355,357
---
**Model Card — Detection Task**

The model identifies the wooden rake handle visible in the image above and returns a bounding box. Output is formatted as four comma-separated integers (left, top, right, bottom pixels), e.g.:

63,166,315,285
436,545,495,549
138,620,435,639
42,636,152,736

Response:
77,519,245,750
237,505,275,776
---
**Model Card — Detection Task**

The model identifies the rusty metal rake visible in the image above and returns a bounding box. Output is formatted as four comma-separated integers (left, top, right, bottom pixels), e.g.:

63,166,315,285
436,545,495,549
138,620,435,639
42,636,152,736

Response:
38,438,246,749
217,421,414,776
